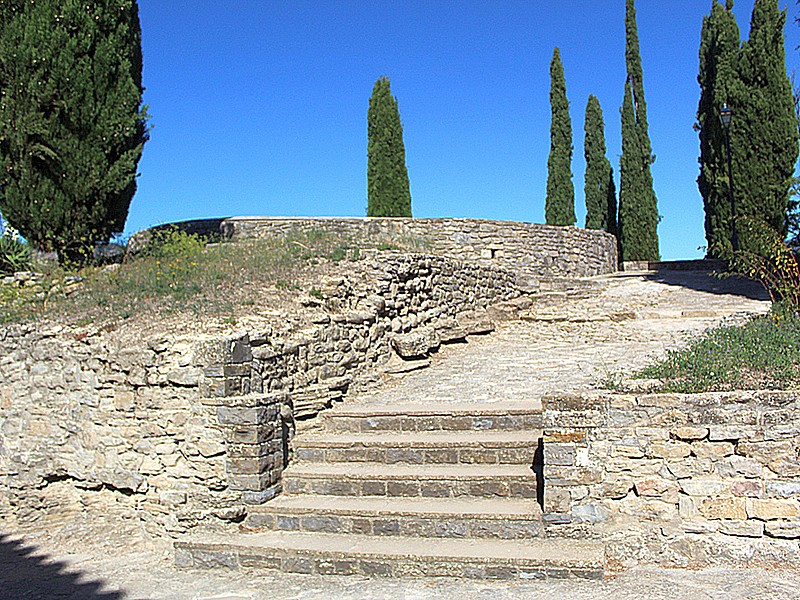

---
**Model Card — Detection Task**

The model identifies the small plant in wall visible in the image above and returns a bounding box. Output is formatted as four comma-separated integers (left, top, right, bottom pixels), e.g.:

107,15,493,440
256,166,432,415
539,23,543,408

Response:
0,215,30,275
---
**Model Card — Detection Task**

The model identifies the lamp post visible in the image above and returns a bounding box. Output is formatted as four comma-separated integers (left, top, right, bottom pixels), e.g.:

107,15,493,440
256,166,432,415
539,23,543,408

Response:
719,104,739,253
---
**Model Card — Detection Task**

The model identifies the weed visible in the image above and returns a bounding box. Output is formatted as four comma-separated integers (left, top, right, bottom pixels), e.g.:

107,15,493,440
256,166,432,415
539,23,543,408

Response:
631,304,800,392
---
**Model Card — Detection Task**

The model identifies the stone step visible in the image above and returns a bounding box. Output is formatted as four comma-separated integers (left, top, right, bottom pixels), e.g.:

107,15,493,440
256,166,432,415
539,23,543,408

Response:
244,496,544,539
175,531,604,580
320,402,542,434
292,430,540,466
282,463,538,498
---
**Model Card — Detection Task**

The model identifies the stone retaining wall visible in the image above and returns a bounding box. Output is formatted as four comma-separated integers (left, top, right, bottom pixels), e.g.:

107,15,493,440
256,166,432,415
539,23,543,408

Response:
0,252,518,530
542,391,800,569
221,217,619,287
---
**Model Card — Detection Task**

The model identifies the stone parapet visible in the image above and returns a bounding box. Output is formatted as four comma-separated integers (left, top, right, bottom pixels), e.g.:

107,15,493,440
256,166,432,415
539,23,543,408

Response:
220,217,619,286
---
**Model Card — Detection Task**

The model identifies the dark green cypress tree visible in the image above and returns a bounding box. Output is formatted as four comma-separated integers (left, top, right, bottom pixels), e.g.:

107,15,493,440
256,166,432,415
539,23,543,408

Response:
545,48,575,227
618,0,659,262
584,95,617,234
697,0,742,257
0,0,149,264
734,0,798,247
367,76,412,218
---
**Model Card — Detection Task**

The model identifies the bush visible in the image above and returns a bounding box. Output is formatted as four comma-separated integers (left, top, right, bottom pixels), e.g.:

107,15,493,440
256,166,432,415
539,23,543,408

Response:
119,227,205,298
717,216,800,311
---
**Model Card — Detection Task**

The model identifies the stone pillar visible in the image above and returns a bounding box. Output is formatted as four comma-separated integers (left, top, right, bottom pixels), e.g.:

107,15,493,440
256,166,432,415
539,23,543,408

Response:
541,393,607,527
214,392,290,505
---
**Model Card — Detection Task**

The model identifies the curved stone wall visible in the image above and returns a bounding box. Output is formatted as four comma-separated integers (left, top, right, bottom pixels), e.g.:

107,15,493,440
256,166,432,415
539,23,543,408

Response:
221,217,619,287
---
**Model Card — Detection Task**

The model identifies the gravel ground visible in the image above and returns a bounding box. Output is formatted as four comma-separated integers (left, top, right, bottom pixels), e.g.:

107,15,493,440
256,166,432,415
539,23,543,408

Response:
3,528,800,600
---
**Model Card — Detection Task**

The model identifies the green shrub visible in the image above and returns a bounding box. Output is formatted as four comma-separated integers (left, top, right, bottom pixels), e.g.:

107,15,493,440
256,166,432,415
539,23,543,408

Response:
716,216,800,311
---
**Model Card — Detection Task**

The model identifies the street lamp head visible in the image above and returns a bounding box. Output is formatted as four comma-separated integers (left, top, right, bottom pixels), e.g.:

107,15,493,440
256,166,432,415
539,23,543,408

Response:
720,104,733,130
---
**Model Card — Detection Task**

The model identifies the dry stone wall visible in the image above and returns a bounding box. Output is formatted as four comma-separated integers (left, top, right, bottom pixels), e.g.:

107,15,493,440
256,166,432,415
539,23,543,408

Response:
221,217,618,287
542,391,800,569
0,252,518,530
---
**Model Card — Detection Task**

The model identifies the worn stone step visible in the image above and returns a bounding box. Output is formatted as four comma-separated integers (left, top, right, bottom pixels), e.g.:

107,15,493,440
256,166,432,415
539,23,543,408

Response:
292,430,540,465
175,531,604,580
282,463,538,498
244,496,544,539
321,402,542,434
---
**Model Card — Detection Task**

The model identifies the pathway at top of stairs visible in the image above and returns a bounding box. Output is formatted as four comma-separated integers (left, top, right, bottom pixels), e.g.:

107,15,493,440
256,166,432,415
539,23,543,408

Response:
175,270,771,581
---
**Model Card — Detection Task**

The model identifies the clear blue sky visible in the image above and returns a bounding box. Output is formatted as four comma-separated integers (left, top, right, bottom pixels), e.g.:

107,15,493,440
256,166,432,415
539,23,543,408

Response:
130,1,800,261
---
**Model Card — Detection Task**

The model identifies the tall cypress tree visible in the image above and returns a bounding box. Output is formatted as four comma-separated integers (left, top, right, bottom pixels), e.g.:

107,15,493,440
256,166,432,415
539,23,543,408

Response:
0,0,149,264
697,0,742,257
367,76,412,218
697,0,798,256
584,95,617,234
735,0,798,246
545,48,576,227
618,0,659,262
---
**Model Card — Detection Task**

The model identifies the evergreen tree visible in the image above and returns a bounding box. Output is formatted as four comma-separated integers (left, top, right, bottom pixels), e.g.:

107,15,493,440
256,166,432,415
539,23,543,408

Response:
583,94,617,234
697,0,798,256
545,48,575,227
618,0,659,261
697,0,741,257
735,0,798,247
0,0,149,264
367,76,412,217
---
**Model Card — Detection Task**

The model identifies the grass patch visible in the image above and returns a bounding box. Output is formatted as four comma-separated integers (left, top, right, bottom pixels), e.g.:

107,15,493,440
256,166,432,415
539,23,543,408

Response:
632,304,800,392
0,226,417,328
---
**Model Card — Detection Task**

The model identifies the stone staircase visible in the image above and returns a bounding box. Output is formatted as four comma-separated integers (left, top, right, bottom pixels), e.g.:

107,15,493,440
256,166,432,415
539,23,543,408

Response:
175,401,605,580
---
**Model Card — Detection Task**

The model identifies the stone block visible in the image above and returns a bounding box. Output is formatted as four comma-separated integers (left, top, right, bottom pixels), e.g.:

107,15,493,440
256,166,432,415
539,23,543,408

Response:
719,520,764,538
571,504,609,524
765,480,800,499
691,441,734,460
768,459,800,477
670,426,708,441
390,328,440,359
544,443,576,467
731,480,762,498
708,425,762,442
667,458,713,480
765,520,800,539
678,477,728,497
746,499,800,521
736,441,793,465
683,520,718,534
716,456,763,479
634,478,677,498
697,497,747,520
543,430,587,444
679,495,698,519
544,488,571,514
593,479,633,500
609,444,645,459
228,472,271,492
648,441,691,460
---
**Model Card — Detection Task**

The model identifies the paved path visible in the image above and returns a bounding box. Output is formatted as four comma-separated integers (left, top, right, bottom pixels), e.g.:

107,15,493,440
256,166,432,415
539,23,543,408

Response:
357,270,770,407
4,270,794,600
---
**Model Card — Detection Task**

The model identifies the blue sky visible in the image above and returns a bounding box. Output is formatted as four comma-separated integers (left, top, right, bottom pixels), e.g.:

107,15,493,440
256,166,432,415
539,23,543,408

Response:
130,1,800,261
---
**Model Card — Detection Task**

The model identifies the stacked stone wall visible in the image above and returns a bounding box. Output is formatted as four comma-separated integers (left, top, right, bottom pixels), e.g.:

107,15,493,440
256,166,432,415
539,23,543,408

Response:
221,217,618,286
0,252,518,530
542,391,800,568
